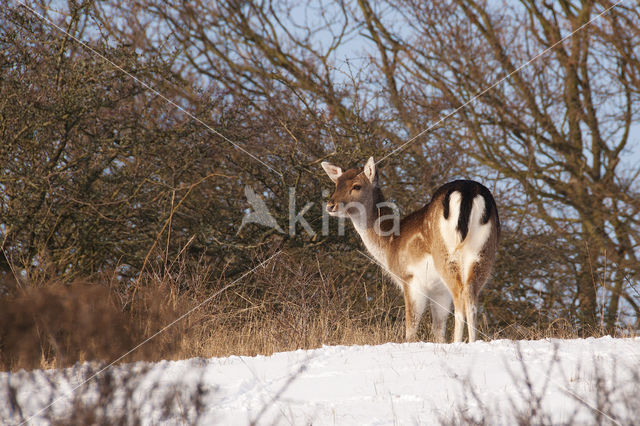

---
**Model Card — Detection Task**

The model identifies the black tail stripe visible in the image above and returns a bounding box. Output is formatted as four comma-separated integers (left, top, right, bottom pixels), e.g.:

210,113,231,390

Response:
457,190,473,241
440,180,497,242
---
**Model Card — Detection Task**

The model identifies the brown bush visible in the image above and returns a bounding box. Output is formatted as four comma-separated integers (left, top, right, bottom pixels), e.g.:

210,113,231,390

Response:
0,280,187,371
0,282,130,370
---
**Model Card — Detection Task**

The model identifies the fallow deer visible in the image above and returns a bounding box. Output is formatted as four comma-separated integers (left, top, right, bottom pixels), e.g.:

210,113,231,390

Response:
322,157,499,343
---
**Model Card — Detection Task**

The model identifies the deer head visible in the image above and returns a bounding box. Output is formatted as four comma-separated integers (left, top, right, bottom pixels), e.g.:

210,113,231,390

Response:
321,157,379,222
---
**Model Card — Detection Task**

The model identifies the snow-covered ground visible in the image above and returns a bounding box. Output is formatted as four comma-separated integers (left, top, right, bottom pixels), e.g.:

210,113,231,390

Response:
1,337,639,425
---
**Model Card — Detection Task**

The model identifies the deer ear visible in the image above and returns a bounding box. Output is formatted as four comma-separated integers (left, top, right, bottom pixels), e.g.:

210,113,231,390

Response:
321,161,343,183
363,157,377,185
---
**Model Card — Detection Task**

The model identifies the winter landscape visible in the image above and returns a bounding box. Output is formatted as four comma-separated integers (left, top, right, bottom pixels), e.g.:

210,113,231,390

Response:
2,1,640,425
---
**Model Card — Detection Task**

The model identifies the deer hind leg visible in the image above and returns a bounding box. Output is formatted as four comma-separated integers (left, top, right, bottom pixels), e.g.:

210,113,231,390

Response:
463,289,478,343
442,260,466,342
463,260,489,343
402,279,428,341
452,293,466,342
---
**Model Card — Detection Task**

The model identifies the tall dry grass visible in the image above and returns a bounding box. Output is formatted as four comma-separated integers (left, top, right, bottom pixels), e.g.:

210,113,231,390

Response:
0,248,623,372
0,250,406,371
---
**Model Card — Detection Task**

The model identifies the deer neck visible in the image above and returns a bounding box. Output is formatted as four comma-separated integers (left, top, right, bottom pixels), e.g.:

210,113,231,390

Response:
350,187,394,268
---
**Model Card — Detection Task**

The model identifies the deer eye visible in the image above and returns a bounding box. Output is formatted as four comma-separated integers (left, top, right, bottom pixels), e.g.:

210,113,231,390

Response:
352,184,361,191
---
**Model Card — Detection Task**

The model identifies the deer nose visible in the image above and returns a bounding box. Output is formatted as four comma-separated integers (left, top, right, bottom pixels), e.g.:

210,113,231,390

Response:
326,201,337,212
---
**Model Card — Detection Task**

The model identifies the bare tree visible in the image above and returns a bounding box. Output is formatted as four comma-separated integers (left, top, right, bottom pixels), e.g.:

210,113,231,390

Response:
384,0,640,330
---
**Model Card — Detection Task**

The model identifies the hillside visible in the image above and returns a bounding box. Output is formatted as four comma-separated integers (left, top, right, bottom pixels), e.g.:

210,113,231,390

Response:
2,337,638,425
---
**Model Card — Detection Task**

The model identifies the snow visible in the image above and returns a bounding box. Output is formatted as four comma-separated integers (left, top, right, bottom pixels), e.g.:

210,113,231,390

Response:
1,337,639,425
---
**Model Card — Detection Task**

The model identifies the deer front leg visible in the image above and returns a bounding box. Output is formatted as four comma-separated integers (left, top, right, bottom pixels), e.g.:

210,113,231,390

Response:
402,279,428,341
403,285,418,341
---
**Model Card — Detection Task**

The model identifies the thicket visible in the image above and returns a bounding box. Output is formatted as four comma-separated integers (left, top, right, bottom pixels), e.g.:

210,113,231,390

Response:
1,1,639,370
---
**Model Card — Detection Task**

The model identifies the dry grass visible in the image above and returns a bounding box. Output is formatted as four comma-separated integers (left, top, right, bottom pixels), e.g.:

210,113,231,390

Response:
0,251,406,371
442,343,640,426
2,362,209,425
0,249,629,372
166,250,406,359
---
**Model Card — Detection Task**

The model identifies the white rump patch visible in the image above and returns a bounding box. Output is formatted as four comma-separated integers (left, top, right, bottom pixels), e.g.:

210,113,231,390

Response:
439,193,492,284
